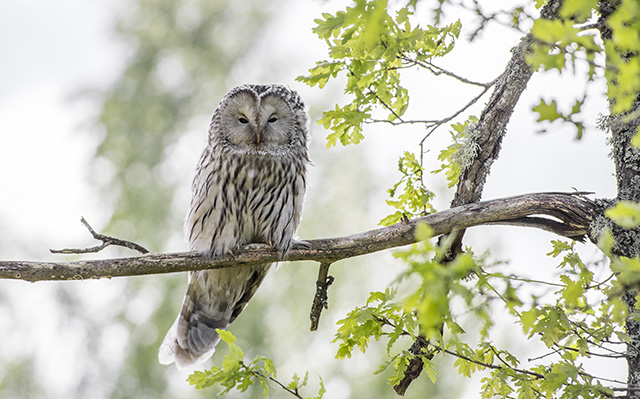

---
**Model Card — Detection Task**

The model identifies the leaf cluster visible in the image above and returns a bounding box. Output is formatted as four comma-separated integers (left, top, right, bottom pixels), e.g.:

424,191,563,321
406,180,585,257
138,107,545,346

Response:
331,218,630,397
528,0,640,139
188,330,325,399
380,152,436,226
297,0,461,147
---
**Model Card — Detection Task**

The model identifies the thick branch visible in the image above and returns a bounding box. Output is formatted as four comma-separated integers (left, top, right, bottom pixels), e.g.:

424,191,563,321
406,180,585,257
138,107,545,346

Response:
0,192,596,283
598,1,640,396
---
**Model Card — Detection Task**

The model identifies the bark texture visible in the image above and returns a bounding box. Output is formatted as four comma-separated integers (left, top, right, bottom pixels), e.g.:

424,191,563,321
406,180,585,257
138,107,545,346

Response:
597,1,640,396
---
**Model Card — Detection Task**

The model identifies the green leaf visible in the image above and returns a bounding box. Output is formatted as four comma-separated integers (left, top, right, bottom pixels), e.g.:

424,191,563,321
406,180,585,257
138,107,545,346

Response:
534,0,548,9
605,201,640,228
632,127,640,147
217,328,236,345
560,0,598,22
559,275,584,307
533,99,561,122
520,309,539,335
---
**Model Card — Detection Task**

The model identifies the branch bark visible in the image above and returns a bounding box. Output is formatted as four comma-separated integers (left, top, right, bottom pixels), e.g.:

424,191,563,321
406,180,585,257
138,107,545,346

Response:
0,192,596,283
597,2,640,397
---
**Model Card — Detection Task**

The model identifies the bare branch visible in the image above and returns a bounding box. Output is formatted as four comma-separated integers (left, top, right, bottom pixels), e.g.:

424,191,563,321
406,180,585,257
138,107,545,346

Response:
399,56,496,88
0,192,597,283
310,262,334,331
50,217,149,255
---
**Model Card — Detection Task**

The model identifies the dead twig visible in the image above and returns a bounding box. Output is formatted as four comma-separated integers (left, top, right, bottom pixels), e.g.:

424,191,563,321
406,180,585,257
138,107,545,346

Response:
310,262,334,331
50,217,149,255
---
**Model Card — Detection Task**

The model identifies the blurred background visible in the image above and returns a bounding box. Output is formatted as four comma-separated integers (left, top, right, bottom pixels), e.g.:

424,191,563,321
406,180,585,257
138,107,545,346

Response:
0,0,621,398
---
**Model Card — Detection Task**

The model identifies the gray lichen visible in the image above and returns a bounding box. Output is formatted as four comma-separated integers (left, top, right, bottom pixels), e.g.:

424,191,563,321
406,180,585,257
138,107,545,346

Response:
452,122,482,174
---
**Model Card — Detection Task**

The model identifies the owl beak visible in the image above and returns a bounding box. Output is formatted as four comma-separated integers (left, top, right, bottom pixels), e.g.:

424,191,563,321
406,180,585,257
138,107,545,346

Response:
255,130,261,144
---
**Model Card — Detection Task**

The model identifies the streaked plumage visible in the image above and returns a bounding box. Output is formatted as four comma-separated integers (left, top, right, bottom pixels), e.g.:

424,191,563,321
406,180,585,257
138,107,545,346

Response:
159,84,309,368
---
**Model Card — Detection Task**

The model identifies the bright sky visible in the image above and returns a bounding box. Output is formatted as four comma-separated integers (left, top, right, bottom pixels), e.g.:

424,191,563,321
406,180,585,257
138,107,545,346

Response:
0,0,124,256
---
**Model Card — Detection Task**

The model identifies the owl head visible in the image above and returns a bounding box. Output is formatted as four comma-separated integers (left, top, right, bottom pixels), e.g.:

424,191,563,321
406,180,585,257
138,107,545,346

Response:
210,84,309,155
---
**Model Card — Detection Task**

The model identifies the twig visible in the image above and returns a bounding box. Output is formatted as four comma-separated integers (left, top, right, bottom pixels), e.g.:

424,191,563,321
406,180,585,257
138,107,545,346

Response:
242,362,304,399
380,318,545,381
367,89,405,123
50,217,149,255
310,262,334,331
399,55,494,88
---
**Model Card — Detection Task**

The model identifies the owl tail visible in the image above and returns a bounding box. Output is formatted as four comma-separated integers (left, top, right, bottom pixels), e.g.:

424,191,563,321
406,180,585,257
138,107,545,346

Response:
158,265,271,368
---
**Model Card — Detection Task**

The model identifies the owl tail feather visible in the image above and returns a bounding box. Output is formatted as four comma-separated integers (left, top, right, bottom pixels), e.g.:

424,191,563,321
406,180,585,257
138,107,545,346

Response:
159,265,271,368
158,276,233,369
158,314,226,369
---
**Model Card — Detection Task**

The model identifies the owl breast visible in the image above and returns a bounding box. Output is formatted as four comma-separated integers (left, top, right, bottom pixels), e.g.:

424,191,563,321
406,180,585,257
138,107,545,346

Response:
186,149,305,257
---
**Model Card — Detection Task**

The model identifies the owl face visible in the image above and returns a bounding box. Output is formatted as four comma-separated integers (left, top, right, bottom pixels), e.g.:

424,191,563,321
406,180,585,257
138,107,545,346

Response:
215,85,306,153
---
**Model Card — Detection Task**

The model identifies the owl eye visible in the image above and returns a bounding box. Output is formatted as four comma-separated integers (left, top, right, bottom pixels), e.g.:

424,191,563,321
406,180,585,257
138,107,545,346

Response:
238,117,249,124
268,116,278,123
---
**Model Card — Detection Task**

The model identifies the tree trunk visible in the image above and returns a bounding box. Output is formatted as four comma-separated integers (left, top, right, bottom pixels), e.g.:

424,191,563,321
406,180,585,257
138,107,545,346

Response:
598,1,640,396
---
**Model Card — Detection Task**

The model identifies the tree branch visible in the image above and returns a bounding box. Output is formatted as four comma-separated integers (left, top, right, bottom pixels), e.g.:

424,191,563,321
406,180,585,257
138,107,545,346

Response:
0,192,596,283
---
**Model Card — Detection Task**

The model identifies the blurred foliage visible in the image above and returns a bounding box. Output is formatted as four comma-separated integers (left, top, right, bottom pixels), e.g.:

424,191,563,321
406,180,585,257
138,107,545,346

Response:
95,0,270,251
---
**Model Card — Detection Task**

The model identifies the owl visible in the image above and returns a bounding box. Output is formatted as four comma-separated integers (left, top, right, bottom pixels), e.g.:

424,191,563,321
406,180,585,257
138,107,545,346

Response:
159,84,310,368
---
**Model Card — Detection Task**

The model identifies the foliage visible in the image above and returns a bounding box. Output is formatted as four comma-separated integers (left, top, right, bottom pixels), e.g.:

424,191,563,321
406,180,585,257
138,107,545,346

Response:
297,0,461,147
95,0,269,250
292,0,640,397
528,0,640,139
188,330,325,399
532,98,586,138
331,223,628,398
380,152,435,226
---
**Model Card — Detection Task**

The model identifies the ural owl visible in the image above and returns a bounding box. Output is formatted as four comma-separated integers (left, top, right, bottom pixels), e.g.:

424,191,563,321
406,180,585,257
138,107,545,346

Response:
159,84,310,368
